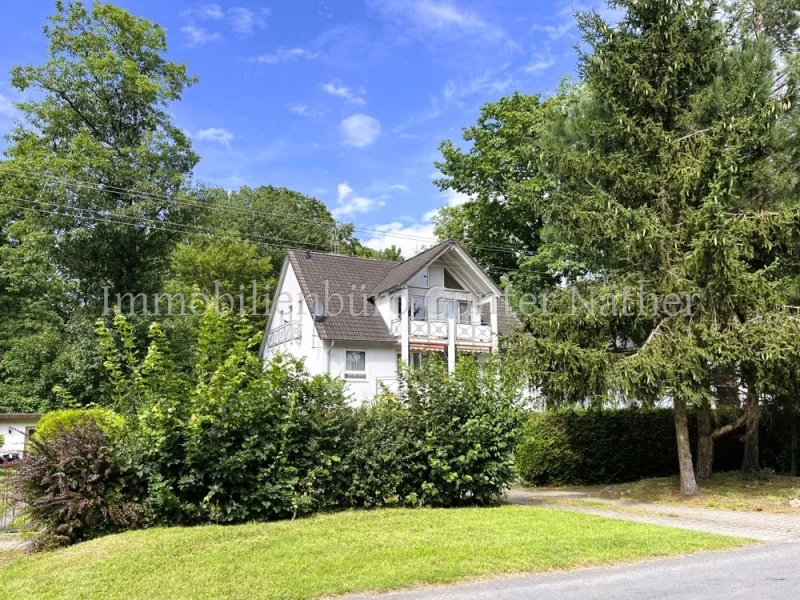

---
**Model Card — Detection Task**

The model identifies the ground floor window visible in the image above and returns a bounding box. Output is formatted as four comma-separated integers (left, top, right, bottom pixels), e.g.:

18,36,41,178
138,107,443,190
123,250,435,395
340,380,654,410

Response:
344,350,367,380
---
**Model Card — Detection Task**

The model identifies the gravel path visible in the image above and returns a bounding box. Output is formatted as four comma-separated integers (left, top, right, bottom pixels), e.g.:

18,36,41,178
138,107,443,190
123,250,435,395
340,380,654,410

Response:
506,488,800,542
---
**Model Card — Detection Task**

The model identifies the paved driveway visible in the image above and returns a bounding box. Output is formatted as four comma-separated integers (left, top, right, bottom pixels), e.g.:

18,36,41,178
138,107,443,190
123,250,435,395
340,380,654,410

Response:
352,542,799,600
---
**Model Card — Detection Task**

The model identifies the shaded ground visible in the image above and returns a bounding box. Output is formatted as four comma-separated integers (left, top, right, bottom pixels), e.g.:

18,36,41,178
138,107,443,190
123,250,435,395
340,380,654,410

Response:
525,472,800,513
592,473,800,512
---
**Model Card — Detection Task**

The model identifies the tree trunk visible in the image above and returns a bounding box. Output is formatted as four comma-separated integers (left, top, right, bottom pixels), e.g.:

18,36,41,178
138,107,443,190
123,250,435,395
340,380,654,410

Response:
741,363,760,477
674,397,699,495
791,415,798,478
696,399,714,479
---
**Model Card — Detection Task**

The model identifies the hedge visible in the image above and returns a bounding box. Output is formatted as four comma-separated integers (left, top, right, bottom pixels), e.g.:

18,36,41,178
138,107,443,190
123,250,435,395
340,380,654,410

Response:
516,408,787,486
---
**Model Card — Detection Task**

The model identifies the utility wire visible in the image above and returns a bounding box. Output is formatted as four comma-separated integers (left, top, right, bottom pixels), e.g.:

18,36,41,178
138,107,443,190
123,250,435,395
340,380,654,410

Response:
0,163,536,257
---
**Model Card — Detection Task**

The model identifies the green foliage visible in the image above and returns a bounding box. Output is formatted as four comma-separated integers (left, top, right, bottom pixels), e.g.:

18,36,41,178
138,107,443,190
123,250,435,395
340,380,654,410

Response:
15,417,144,550
0,0,198,410
516,407,790,486
435,92,556,283
517,410,681,486
516,416,581,486
348,355,524,507
3,0,199,299
35,408,123,442
97,310,354,524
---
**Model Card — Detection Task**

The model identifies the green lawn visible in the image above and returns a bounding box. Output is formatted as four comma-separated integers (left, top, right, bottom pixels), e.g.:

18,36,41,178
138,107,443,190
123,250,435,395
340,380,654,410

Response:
0,506,750,599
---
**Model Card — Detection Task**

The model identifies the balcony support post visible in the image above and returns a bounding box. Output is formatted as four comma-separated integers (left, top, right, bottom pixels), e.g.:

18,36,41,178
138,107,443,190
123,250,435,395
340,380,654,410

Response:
489,295,499,352
401,289,410,365
447,317,456,373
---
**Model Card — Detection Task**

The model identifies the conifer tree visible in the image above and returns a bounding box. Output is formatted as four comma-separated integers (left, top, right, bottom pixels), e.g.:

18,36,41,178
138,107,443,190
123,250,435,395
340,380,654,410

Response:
516,0,800,493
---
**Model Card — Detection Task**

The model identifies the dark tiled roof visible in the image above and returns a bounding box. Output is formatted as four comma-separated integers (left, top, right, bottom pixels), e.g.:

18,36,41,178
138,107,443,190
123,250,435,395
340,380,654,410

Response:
0,414,43,422
481,298,523,335
287,250,399,342
371,238,457,296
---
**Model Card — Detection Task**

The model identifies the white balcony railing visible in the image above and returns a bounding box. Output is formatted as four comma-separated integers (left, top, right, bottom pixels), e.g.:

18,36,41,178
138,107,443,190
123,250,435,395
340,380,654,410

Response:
391,318,402,336
456,323,492,343
267,322,301,348
392,319,493,343
409,319,448,339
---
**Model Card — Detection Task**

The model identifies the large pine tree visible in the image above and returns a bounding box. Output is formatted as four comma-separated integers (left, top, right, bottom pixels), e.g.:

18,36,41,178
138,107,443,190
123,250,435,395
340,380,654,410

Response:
515,0,800,493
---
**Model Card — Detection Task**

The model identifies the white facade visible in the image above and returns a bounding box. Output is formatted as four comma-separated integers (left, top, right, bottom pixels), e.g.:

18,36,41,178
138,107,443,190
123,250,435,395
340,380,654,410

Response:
0,415,41,459
260,243,507,405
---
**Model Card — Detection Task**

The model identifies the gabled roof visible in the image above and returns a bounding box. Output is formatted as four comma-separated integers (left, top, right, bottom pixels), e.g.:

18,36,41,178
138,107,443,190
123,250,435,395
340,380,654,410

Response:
371,238,460,296
287,250,398,342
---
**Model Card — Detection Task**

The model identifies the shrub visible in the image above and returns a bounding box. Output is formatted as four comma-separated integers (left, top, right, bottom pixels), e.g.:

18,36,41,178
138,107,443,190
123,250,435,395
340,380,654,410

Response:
348,354,524,507
15,418,144,550
98,311,354,525
35,408,123,442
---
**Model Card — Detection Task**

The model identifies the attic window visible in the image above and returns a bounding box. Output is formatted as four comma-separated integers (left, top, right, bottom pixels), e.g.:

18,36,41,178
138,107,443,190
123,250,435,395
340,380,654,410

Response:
443,268,465,290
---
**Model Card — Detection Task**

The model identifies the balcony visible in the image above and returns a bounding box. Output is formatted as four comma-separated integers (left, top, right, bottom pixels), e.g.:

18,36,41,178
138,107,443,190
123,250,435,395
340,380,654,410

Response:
456,323,492,343
267,322,301,348
390,318,492,343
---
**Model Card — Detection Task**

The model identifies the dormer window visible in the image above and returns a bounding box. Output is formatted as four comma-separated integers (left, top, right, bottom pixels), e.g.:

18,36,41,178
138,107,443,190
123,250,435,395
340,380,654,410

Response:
443,268,465,290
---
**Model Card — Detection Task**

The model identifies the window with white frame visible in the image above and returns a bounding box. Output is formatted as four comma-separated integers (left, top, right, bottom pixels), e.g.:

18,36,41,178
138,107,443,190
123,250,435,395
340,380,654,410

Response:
410,296,426,320
458,300,473,324
344,350,367,380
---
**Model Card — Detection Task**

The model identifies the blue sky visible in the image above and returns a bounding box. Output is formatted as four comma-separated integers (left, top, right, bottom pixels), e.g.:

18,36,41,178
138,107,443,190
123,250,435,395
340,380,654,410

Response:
0,0,615,256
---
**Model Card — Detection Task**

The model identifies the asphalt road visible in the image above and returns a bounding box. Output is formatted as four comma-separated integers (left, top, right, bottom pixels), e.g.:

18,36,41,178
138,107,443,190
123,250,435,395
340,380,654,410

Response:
352,543,800,600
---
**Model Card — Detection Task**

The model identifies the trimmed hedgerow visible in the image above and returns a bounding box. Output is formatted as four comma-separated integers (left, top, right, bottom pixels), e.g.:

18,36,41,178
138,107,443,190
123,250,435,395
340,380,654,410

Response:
517,409,678,486
516,408,787,486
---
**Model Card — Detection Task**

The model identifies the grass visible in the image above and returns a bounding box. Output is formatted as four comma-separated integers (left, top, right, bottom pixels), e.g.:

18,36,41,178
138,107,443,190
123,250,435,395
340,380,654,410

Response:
0,506,750,600
594,472,800,512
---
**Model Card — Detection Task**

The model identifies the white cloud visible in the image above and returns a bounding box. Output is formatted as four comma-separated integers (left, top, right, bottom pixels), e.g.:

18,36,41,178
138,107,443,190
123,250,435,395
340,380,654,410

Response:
287,103,310,116
532,22,573,40
340,114,381,148
337,182,354,202
331,182,385,218
0,94,17,118
182,3,225,20
320,82,366,104
181,4,269,41
422,189,472,221
227,7,271,35
312,187,328,195
363,221,438,257
368,0,508,43
364,188,471,256
523,52,555,73
195,127,234,147
251,47,324,64
389,184,409,192
395,71,513,132
181,25,221,47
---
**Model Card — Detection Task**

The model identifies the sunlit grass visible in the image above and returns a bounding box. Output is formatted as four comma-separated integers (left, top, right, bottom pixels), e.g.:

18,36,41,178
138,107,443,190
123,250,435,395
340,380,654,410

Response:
0,505,750,600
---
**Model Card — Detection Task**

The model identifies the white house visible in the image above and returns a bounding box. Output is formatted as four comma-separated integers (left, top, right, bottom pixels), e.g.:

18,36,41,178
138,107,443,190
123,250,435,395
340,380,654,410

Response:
258,239,521,403
0,414,42,460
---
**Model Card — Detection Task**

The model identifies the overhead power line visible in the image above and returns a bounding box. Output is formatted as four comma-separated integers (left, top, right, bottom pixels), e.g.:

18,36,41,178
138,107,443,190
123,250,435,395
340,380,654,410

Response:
0,163,536,258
